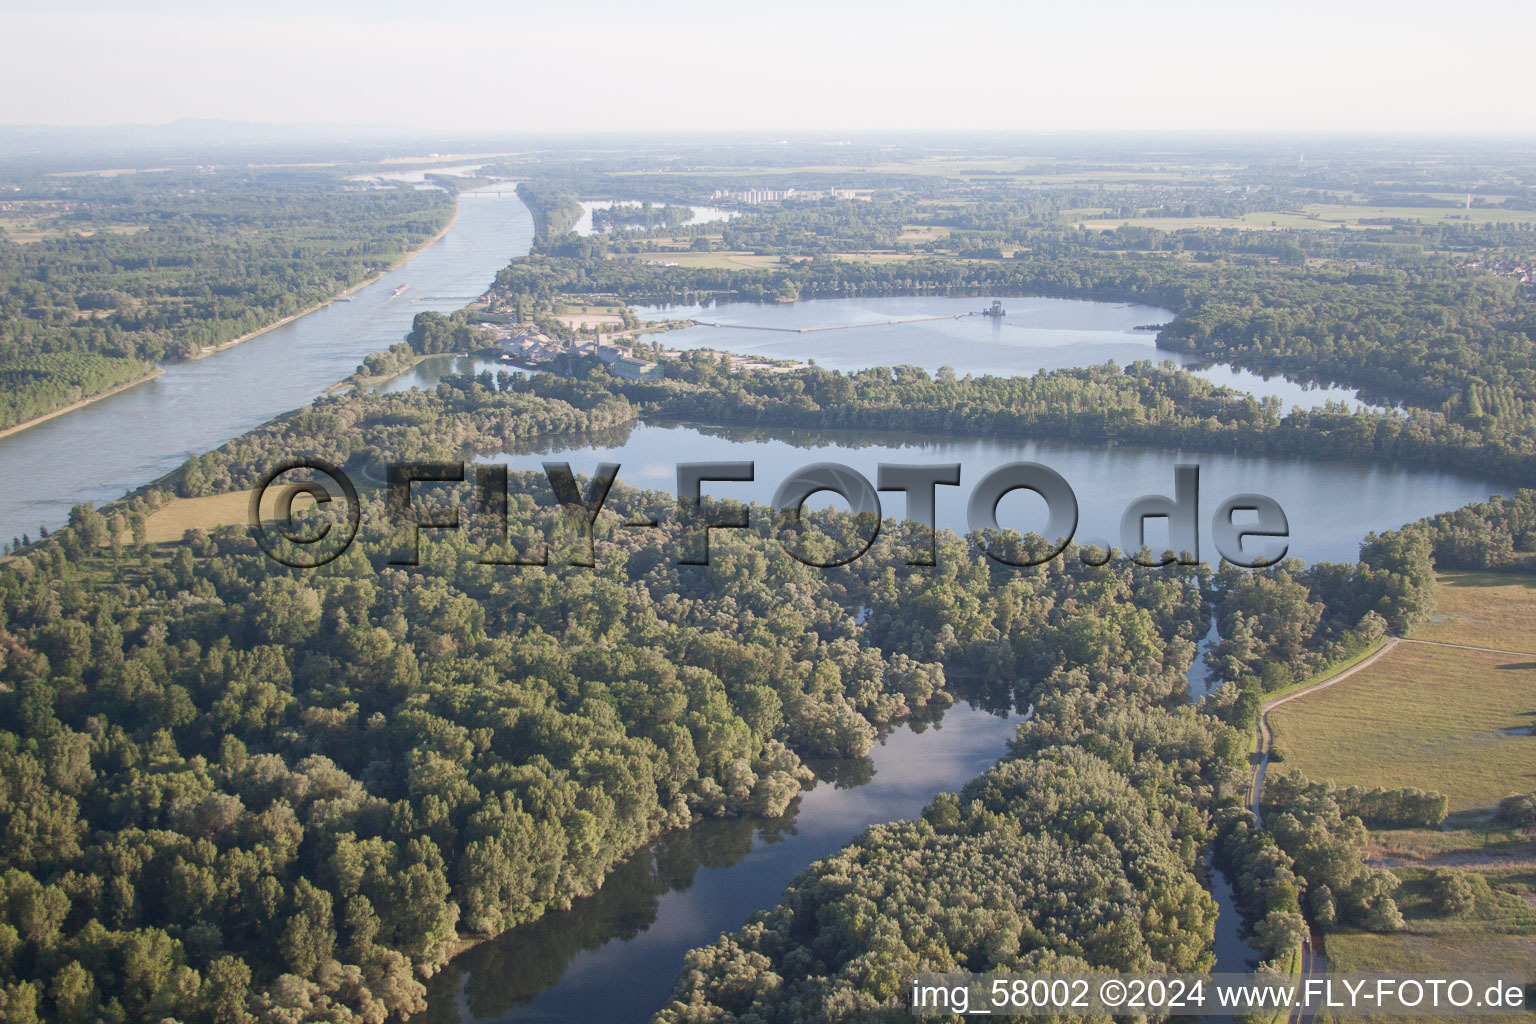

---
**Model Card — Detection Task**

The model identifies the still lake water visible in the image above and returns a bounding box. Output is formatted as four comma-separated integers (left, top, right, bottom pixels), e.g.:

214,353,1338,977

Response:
0,186,533,543
420,702,1023,1024
371,354,525,395
635,296,1378,412
482,421,1499,567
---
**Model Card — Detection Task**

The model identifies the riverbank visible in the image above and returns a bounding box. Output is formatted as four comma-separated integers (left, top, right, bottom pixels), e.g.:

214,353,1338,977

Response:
186,202,462,362
0,200,462,442
424,700,1020,1023
0,186,534,545
0,367,166,441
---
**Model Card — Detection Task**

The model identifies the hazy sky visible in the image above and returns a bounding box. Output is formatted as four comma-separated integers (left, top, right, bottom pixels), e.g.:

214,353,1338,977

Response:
3,0,1532,135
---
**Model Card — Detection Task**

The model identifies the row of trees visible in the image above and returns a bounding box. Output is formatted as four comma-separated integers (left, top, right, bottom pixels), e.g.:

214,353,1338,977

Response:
1257,773,1411,932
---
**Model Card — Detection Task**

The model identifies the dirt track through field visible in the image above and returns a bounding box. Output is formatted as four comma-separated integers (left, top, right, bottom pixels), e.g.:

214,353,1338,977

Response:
1396,637,1536,658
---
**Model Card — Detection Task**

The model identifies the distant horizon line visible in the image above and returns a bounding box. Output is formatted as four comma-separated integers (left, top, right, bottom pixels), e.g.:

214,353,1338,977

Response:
3,120,1536,142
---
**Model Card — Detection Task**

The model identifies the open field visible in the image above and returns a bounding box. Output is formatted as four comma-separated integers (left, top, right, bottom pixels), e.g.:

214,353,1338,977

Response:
0,215,64,243
1271,571,1536,993
897,225,950,242
1368,825,1535,868
1411,570,1536,650
1325,873,1536,1024
1305,202,1536,226
828,251,931,263
136,482,381,544
0,216,150,244
556,300,626,313
614,250,784,270
1075,211,1348,232
1268,642,1536,814
1078,203,1536,234
138,491,253,543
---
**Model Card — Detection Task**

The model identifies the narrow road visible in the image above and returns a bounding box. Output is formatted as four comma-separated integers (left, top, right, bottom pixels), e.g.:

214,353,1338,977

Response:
1295,932,1331,1024
1248,634,1530,820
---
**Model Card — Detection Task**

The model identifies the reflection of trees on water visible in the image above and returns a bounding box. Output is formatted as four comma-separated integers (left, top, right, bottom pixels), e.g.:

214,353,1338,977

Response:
420,808,794,1022
803,691,1015,790
417,698,1020,1022
424,738,912,1024
947,678,1020,718
490,422,640,461
800,755,876,790
664,419,930,452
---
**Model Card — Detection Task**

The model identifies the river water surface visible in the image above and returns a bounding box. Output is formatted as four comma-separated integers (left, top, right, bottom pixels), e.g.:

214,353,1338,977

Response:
0,187,533,543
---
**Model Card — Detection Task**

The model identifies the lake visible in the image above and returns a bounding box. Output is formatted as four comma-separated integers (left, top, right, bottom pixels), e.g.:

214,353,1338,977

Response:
634,296,1380,412
481,421,1499,567
419,701,1023,1024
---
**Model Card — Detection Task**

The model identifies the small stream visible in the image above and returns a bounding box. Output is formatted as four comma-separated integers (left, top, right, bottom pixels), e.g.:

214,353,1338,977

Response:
1190,602,1267,1000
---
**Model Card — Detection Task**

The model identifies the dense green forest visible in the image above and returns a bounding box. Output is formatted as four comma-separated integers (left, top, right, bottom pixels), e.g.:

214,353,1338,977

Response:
513,183,582,240
652,490,1536,1022
0,169,453,429
0,353,156,430
591,203,694,233
6,351,1531,1021
649,485,1536,1024
3,149,1535,1022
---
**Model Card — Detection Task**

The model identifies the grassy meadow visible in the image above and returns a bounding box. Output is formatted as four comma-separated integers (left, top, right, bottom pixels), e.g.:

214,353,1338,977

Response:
1268,642,1536,815
1325,867,1536,1023
1411,570,1536,651
1272,572,1536,1000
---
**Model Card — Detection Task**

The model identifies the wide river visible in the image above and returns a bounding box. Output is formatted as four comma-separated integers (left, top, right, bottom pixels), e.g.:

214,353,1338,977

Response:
0,187,533,544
